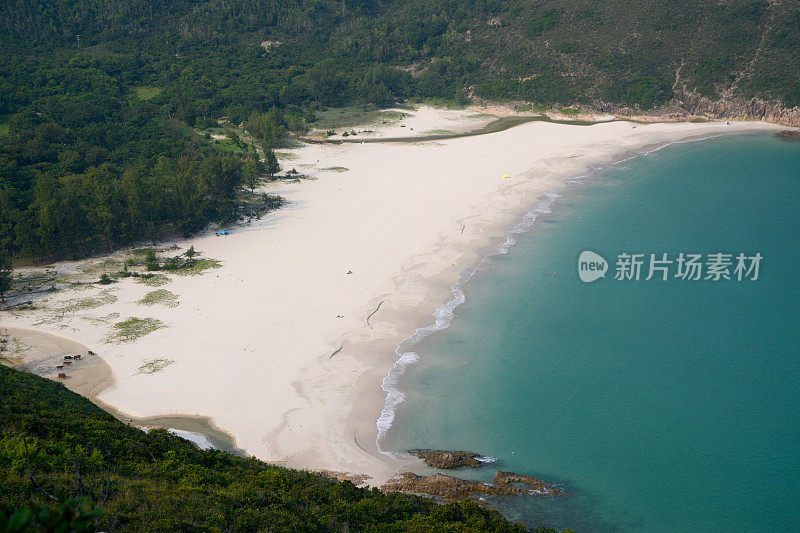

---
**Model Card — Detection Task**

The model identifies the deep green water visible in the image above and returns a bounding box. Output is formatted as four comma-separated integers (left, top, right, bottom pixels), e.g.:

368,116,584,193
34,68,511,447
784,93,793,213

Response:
382,133,800,531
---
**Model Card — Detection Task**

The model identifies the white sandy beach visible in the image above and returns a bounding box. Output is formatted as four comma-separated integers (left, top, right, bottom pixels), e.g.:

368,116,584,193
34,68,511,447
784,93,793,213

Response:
311,105,501,140
0,108,784,485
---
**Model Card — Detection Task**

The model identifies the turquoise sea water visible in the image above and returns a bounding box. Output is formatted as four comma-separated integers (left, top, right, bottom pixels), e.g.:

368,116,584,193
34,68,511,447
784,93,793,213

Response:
382,133,800,531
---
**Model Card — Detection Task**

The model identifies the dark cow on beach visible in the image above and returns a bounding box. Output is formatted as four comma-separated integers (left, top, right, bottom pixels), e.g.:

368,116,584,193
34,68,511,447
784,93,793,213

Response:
74,354,81,360
57,373,67,379
88,351,96,356
64,355,73,360
56,365,64,369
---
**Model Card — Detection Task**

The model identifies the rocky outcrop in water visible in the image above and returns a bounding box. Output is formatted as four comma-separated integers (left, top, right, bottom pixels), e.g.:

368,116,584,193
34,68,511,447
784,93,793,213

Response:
410,449,485,469
493,471,560,495
776,130,800,140
382,471,562,502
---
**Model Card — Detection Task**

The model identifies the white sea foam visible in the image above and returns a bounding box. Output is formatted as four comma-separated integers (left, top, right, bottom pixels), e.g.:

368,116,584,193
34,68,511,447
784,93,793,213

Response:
376,351,420,442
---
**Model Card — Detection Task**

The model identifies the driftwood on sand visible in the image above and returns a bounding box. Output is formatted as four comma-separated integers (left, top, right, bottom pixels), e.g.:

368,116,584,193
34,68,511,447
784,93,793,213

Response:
366,300,385,329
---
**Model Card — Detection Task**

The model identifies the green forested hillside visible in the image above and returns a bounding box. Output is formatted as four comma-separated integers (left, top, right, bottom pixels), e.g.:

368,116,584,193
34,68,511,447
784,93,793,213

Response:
1,0,798,260
0,365,540,531
3,0,796,108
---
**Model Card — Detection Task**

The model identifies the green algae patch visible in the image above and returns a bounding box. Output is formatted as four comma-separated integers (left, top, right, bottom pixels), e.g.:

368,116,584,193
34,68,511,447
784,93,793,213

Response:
107,317,166,343
172,258,222,276
135,273,171,287
136,358,175,375
138,289,179,308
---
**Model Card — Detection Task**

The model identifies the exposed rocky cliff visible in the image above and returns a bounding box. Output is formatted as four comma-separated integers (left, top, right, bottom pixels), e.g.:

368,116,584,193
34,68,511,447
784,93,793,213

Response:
678,89,800,127
594,92,800,127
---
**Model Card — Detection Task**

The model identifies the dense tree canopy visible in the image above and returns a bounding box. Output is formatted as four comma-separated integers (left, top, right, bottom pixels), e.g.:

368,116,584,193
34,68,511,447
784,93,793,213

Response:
2,0,798,260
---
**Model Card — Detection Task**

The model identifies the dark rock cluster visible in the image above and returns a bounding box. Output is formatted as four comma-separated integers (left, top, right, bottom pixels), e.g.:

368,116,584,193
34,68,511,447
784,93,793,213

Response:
382,471,562,501
410,449,485,469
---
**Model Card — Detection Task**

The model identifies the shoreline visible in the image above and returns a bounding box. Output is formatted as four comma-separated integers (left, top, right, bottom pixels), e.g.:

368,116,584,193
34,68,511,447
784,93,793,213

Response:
1,327,114,399
0,110,788,487
0,327,243,455
335,122,787,484
371,129,766,459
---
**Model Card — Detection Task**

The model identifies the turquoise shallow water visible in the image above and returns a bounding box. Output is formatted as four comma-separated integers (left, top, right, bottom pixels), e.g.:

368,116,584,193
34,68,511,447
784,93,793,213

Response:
383,133,800,531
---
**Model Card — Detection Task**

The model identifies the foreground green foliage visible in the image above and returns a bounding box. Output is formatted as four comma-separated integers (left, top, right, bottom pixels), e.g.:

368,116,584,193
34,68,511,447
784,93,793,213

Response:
0,365,533,531
0,497,98,532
